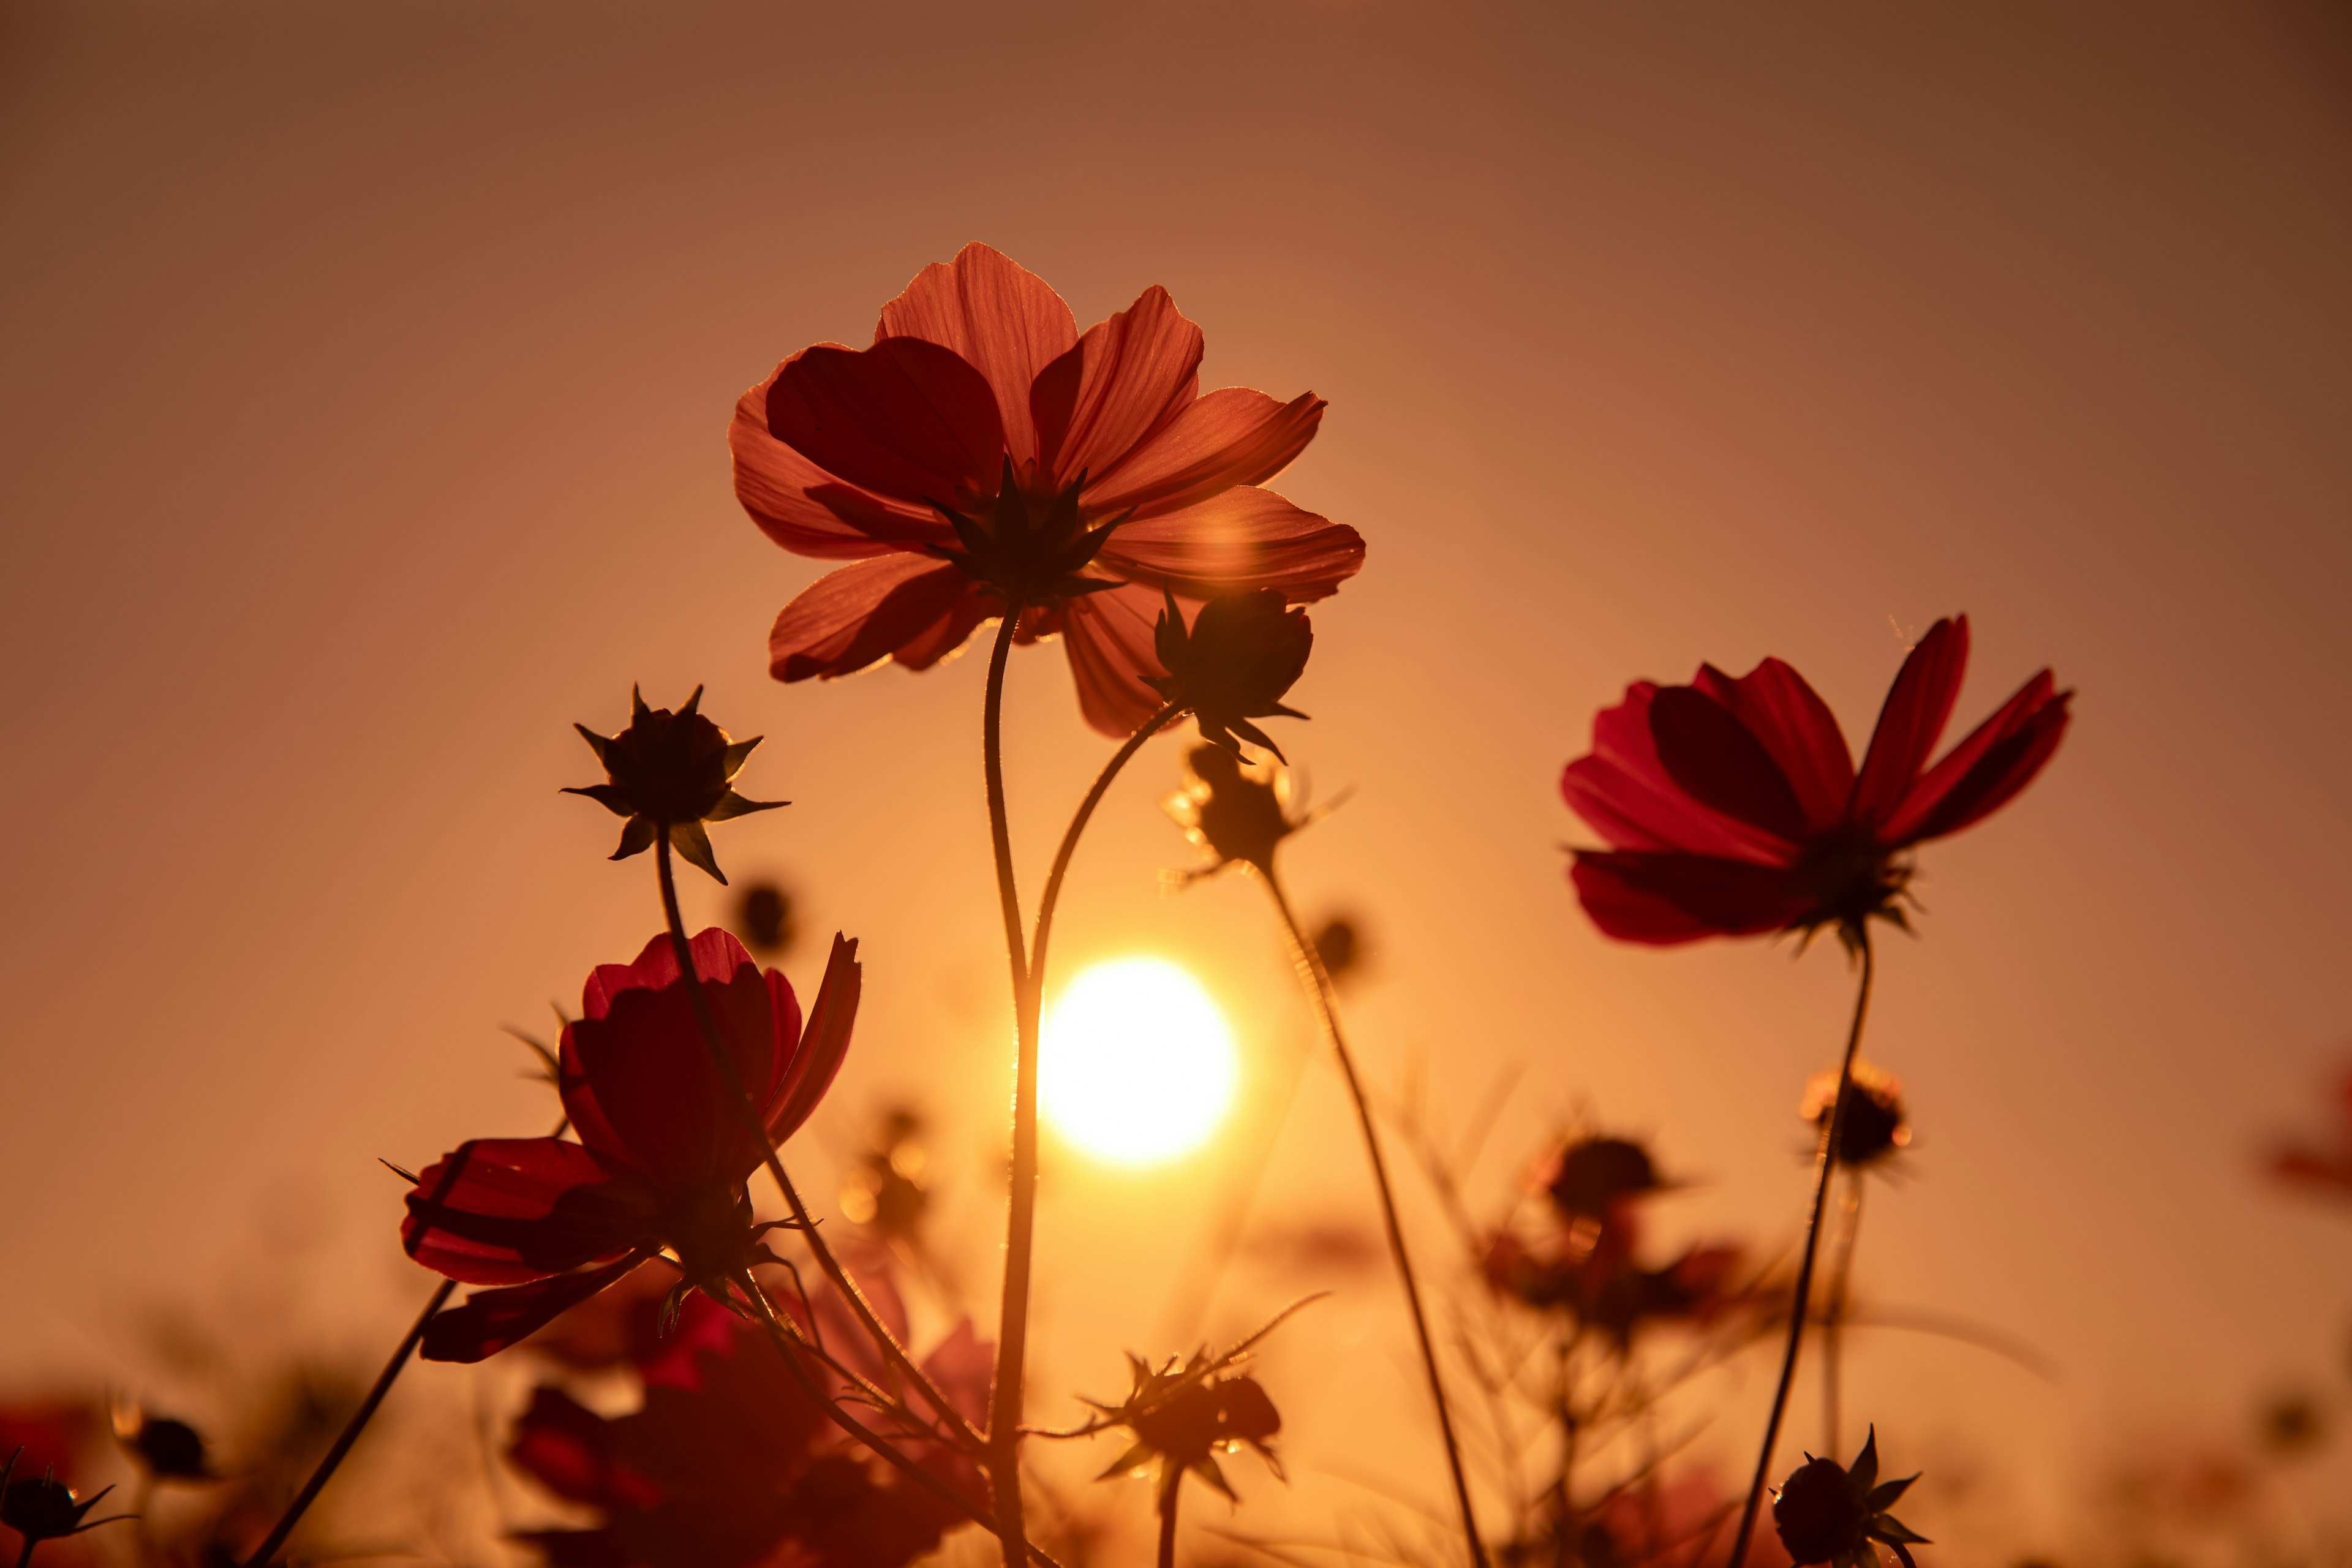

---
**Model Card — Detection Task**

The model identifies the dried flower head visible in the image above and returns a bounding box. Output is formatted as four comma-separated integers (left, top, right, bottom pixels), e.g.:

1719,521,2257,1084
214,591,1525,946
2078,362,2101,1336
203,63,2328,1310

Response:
565,686,785,884
1310,914,1366,989
1086,1352,1285,1502
1544,1135,1666,1221
1801,1061,1912,1167
111,1406,213,1482
1147,587,1313,760
736,880,797,957
1772,1428,1928,1568
0,1450,129,1548
1164,744,1305,878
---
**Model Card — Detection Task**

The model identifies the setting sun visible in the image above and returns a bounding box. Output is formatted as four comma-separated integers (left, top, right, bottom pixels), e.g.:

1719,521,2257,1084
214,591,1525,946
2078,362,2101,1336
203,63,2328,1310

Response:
1040,957,1238,1166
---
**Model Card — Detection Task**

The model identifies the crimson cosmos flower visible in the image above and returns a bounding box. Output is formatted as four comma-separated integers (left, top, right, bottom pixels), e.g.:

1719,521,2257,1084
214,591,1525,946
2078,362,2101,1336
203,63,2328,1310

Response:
402,928,859,1363
731,243,1365,736
512,1278,990,1568
1562,616,2070,944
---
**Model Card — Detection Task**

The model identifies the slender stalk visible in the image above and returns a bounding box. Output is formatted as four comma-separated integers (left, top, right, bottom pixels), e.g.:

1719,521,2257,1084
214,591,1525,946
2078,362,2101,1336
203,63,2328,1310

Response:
652,834,982,1451
1156,1473,1183,1568
1028,701,1183,986
1822,1175,1865,1456
239,1276,457,1567
16,1537,32,1568
1262,873,1488,1568
1725,933,1877,1568
734,1277,1066,1568
979,603,1036,1568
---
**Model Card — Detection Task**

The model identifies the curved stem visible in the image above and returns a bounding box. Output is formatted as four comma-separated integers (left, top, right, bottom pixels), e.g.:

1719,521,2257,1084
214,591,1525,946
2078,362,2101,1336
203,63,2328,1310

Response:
1262,872,1488,1568
653,835,981,1452
1726,933,1877,1568
240,1276,457,1567
1027,701,1183,989
1822,1176,1865,1456
979,603,1035,1568
1156,1473,1183,1568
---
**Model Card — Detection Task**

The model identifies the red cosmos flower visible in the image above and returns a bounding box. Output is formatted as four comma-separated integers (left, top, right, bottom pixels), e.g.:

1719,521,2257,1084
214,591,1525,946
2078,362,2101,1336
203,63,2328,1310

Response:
731,243,1364,736
402,928,860,1363
510,1273,990,1568
1562,616,2070,944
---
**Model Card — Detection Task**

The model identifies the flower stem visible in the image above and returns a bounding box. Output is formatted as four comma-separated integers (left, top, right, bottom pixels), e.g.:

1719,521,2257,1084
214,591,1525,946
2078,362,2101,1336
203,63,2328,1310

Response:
979,603,1036,1568
1156,1472,1183,1568
239,1275,456,1567
1027,701,1183,987
1262,872,1488,1568
734,1277,1065,1568
1822,1175,1865,1457
651,833,981,1452
1725,932,1877,1568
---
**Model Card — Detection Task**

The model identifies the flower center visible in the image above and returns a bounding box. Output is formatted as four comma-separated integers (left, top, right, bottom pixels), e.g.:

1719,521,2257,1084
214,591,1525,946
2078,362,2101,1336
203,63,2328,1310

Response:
662,1183,761,1296
930,459,1122,605
1790,826,1910,932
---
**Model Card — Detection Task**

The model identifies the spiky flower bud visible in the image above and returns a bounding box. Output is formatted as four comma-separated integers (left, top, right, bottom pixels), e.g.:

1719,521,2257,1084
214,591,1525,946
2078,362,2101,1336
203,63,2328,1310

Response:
1771,1427,1929,1568
1164,745,1305,878
1801,1062,1912,1168
0,1453,126,1547
1148,588,1312,760
1545,1136,1665,1221
564,685,785,884
113,1408,212,1482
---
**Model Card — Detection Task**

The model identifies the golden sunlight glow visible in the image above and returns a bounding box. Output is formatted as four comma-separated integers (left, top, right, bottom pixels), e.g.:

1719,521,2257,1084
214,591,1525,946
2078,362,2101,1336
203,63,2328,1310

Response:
1040,957,1238,1166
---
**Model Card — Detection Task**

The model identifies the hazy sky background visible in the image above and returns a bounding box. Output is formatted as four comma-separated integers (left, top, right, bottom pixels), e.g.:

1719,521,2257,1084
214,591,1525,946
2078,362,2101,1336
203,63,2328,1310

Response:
3,0,2349,1557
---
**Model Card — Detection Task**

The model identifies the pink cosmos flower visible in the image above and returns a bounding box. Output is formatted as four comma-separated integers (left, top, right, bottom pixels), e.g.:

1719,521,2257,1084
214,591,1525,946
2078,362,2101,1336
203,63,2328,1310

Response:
1562,616,2070,944
401,929,859,1363
731,243,1363,736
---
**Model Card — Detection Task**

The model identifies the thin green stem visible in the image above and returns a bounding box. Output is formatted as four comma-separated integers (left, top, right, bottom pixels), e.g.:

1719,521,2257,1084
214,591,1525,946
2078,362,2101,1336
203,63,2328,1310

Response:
1823,1176,1865,1456
979,603,1035,1568
652,833,982,1452
239,1276,456,1567
1156,1473,1183,1568
1725,933,1877,1568
1262,872,1488,1568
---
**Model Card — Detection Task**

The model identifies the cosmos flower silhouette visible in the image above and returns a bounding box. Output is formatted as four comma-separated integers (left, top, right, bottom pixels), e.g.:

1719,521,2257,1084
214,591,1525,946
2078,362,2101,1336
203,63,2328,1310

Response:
1562,616,2070,945
731,243,1363,735
401,929,859,1363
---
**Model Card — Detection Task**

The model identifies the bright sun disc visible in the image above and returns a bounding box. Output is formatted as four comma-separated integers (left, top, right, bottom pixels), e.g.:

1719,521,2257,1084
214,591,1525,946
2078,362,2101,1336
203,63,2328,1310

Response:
1041,957,1238,1166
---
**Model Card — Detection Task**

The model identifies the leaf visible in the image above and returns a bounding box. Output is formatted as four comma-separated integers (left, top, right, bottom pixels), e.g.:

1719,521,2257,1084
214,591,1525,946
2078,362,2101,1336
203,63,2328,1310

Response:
670,821,726,884
611,816,657,861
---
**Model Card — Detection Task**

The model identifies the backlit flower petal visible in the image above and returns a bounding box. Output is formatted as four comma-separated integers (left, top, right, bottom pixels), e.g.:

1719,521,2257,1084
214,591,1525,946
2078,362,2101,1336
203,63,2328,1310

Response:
402,1138,657,1284
875,242,1078,467
1086,388,1324,518
766,934,861,1142
1561,684,1799,865
421,1253,653,1365
1098,487,1363,598
563,931,796,1198
731,374,948,559
767,555,991,682
1692,657,1855,833
1851,617,1968,827
1647,687,1807,845
1057,582,1172,736
765,337,1007,509
1883,676,2071,845
1569,852,1812,944
1031,284,1202,486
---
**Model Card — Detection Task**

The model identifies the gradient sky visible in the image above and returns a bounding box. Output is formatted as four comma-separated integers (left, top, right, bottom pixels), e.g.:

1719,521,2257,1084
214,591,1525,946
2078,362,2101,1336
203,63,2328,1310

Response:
4,1,2350,1558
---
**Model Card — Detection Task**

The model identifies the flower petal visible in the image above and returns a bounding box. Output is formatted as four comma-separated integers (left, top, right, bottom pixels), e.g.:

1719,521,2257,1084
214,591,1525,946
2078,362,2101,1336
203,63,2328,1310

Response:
764,337,1006,509
562,931,794,1197
766,933,861,1142
730,372,946,560
1692,658,1855,834
421,1253,652,1365
767,554,992,683
1851,617,1968,827
1056,582,1173,737
507,1386,662,1509
1085,388,1324,518
1569,852,1812,944
1561,684,1800,865
1647,687,1807,845
875,243,1078,468
1097,487,1364,599
1032,284,1202,486
1883,674,2070,845
402,1137,657,1284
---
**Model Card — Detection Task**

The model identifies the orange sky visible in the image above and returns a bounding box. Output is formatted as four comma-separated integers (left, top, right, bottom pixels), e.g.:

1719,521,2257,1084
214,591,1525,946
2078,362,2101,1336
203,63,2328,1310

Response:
3,0,2350,1556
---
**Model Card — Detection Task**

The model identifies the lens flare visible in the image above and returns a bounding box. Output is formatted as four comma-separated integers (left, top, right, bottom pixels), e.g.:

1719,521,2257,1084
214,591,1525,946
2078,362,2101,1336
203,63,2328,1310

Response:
1041,957,1238,1166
